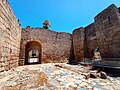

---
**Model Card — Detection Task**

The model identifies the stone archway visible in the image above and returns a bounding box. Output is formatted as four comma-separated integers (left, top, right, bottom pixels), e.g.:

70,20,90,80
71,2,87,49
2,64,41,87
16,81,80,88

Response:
25,41,42,65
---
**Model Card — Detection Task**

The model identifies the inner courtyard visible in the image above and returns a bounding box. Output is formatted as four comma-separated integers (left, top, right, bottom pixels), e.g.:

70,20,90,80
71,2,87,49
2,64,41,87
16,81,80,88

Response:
0,0,120,90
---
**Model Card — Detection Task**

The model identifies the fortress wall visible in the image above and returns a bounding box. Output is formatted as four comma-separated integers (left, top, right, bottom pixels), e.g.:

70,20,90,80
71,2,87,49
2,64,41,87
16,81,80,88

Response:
94,4,120,58
0,1,119,68
72,27,85,63
73,4,120,61
85,23,97,58
0,0,21,72
19,27,72,65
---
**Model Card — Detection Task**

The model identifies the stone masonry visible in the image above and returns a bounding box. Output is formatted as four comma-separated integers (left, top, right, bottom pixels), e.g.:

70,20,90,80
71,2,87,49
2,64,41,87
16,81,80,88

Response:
0,0,120,71
72,27,85,63
19,27,72,65
95,4,120,58
0,0,21,72
85,23,97,58
73,4,120,62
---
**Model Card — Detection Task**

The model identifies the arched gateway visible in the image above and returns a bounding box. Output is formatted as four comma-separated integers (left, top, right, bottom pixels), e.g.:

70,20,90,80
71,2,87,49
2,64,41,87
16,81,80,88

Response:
25,41,42,65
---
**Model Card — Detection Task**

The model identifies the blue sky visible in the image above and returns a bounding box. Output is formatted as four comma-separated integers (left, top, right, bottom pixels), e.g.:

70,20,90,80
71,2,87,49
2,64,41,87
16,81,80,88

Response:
8,0,120,33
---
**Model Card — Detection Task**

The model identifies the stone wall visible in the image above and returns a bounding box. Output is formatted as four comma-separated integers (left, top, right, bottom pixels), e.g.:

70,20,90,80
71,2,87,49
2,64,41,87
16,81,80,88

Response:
1,1,119,69
95,4,120,58
19,27,72,65
73,4,120,61
0,0,21,72
85,23,97,58
72,27,85,63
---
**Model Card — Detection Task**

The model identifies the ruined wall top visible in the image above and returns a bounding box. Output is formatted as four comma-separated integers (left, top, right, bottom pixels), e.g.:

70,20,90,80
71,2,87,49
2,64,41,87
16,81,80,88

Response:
72,27,84,34
0,0,21,28
22,26,71,35
119,7,120,13
85,23,96,38
95,4,119,21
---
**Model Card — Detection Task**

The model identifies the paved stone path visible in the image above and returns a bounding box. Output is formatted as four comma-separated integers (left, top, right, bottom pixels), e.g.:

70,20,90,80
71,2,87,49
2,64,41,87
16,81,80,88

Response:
0,63,120,90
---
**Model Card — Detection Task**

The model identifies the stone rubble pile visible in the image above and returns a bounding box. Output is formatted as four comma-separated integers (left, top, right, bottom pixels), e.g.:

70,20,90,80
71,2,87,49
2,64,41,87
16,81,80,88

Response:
0,63,119,90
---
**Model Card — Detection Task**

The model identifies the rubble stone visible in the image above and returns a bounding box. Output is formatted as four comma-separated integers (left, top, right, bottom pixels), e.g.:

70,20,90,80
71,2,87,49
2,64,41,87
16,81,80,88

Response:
0,63,119,90
100,71,107,79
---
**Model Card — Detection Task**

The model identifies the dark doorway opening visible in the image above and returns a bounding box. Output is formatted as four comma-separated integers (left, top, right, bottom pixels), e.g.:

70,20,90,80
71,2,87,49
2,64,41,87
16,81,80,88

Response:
25,41,42,65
